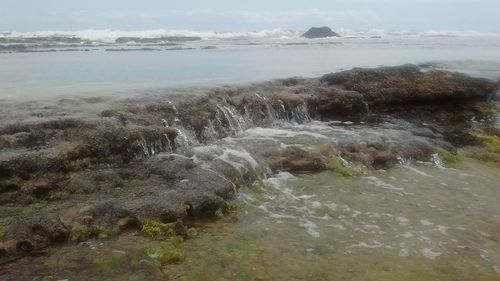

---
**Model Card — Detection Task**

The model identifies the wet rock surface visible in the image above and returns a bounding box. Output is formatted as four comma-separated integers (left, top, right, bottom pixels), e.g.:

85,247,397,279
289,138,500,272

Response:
0,65,498,267
320,64,495,106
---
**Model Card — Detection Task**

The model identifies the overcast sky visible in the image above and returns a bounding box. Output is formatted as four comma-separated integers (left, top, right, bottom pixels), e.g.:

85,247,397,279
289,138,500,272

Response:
1,0,499,32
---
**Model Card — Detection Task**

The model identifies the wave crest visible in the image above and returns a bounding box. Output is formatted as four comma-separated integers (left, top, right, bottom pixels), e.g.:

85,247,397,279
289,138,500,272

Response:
1,28,499,43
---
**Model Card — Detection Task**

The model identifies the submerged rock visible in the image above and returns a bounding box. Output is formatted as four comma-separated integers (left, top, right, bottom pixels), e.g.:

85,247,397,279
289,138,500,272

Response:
264,146,325,173
302,27,340,39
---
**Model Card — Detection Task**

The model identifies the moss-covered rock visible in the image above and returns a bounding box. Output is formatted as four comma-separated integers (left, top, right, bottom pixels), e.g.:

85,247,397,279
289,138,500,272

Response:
69,224,91,242
93,253,123,273
264,146,325,173
186,227,198,239
438,150,462,167
325,156,358,177
474,134,500,153
95,224,119,239
144,236,184,265
224,201,238,213
471,134,500,162
141,219,186,240
316,144,358,176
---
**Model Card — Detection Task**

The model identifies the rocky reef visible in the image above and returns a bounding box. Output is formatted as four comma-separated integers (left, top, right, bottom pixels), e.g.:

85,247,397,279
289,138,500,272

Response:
0,65,498,263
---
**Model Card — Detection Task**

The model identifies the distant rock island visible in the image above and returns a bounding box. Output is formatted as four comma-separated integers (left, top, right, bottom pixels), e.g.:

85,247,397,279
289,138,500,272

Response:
302,26,340,39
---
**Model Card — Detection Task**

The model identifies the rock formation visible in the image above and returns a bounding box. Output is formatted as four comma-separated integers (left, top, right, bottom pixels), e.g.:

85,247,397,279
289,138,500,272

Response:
302,26,340,38
0,65,497,259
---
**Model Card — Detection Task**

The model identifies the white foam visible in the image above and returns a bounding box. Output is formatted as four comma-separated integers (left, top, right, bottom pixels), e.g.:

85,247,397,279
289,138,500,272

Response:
218,148,259,169
1,28,301,42
436,225,448,236
336,28,500,38
399,248,410,257
420,219,434,226
421,248,442,260
361,224,381,232
263,171,296,188
401,232,414,238
242,127,329,140
404,166,433,177
325,202,339,211
327,224,347,230
194,145,259,171
494,266,500,274
269,213,298,220
310,201,322,209
396,217,410,224
301,220,320,238
364,176,405,191
349,241,384,249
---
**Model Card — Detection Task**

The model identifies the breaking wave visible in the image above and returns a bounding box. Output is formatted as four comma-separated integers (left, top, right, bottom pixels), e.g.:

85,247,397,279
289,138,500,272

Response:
1,28,499,43
0,28,302,43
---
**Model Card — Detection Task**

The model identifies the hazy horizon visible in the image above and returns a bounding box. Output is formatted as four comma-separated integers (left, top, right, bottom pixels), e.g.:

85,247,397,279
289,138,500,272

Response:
1,0,499,33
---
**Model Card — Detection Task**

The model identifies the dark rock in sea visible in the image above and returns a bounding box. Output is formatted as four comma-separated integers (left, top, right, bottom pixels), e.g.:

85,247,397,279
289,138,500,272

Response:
0,36,83,44
0,44,28,52
302,26,340,39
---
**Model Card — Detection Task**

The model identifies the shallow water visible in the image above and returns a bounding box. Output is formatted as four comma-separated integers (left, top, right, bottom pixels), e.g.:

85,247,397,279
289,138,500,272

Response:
175,158,500,281
2,115,498,281
7,157,498,281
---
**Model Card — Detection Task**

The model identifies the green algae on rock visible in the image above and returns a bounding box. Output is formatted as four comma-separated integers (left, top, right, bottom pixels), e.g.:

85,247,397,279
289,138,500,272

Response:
141,220,187,240
468,134,500,162
324,156,358,176
474,134,500,153
144,236,185,265
438,150,463,167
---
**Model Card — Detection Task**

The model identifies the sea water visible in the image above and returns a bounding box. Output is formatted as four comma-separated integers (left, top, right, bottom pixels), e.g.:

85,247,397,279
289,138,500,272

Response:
0,29,499,100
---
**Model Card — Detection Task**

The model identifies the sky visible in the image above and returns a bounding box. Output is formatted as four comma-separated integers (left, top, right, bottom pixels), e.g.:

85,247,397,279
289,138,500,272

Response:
1,0,499,32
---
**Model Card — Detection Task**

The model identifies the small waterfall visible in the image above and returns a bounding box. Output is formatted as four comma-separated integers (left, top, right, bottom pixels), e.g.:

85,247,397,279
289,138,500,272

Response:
174,127,195,150
133,133,176,159
201,121,219,142
136,136,150,158
131,96,314,159
431,153,446,169
165,134,174,153
216,104,247,133
363,101,371,115
289,102,311,123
